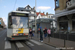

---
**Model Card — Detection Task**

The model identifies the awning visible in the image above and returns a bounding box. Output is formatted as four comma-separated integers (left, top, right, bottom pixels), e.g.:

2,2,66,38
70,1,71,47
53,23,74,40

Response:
52,9,75,18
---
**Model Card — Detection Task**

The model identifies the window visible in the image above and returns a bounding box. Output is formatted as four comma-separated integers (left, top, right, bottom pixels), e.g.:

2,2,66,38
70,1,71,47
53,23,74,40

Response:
56,0,59,8
8,16,28,28
59,22,68,30
72,20,75,30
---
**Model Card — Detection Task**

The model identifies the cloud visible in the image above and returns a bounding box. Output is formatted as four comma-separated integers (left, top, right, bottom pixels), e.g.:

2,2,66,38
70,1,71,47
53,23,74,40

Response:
53,8,55,11
0,0,2,1
4,6,6,8
37,6,51,10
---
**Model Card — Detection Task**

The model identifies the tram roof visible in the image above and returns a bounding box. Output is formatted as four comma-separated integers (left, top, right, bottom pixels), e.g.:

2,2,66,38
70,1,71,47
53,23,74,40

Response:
9,11,36,16
10,11,30,14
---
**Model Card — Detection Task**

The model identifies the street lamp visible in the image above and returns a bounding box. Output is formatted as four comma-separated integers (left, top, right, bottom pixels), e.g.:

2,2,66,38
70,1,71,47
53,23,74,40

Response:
35,0,37,34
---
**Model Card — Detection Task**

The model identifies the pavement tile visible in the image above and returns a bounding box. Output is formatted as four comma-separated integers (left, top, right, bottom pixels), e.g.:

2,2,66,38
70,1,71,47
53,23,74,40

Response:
33,34,75,50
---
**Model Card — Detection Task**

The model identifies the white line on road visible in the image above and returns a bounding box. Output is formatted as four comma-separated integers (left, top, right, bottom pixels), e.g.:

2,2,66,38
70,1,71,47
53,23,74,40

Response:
16,42,24,48
26,41,34,46
4,41,11,49
30,40,43,45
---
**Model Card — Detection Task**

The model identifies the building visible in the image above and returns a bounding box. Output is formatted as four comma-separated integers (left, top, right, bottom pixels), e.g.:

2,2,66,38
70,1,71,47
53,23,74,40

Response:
0,18,5,28
36,12,45,19
29,18,54,30
52,0,75,41
36,12,56,28
16,5,35,22
29,12,56,30
36,12,54,19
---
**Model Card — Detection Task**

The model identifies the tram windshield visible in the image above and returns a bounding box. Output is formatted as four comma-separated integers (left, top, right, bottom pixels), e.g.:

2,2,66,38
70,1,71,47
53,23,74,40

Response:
8,16,28,28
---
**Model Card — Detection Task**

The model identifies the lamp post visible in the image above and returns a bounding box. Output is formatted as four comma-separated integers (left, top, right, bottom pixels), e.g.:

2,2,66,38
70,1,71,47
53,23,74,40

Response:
35,0,37,34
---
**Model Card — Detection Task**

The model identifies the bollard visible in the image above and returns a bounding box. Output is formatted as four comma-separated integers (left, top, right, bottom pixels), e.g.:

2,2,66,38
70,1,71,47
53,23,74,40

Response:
64,31,66,47
64,37,65,47
48,37,50,43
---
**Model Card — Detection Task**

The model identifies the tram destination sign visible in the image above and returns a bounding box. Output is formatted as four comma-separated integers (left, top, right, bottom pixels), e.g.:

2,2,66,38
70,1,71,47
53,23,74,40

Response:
11,12,28,17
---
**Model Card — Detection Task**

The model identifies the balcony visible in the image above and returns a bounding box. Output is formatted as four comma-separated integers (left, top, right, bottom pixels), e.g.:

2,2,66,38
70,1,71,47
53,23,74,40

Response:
66,0,75,9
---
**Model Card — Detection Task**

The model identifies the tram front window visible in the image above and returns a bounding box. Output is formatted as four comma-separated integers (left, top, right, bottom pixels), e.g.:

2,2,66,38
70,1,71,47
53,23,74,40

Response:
8,16,28,28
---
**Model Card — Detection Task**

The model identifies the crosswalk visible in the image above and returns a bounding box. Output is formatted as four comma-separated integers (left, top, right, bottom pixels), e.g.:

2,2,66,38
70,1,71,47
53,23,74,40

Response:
5,41,11,49
4,39,43,50
16,41,24,48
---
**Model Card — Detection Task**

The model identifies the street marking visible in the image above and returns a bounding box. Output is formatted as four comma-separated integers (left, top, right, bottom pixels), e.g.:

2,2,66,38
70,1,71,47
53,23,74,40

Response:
4,41,11,49
26,41,34,46
30,40,43,45
16,42,24,48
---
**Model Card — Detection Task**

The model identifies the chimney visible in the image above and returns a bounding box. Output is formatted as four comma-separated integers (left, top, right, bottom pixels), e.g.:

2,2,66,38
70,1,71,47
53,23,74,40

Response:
39,11,41,14
46,12,48,15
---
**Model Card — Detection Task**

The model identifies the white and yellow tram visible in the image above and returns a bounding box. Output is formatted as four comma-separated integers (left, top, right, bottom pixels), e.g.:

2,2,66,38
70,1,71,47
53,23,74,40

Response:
7,11,29,40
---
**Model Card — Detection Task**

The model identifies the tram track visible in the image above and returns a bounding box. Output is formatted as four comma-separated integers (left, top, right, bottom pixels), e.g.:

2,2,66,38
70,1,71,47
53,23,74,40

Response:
5,40,33,50
23,40,33,50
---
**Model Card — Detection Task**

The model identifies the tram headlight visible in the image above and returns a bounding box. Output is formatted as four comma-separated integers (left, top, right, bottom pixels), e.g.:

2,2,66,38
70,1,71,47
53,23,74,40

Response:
13,34,17,36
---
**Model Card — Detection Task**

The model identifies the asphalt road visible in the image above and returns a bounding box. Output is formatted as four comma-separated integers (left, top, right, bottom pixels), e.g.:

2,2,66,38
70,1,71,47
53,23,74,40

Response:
0,29,59,50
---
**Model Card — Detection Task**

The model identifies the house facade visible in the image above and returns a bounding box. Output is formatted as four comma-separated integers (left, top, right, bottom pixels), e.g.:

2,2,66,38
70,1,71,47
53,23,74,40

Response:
53,0,75,41
16,5,35,22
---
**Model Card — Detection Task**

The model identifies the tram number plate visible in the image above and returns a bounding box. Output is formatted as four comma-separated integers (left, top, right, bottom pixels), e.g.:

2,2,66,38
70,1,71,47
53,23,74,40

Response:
19,34,23,35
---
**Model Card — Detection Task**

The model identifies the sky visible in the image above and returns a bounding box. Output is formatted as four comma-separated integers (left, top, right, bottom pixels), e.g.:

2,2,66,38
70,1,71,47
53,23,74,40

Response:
0,0,55,25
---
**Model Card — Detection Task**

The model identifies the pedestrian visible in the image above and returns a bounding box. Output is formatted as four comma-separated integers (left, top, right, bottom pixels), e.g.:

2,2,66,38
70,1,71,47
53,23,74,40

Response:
32,28,35,37
47,28,51,43
29,28,33,39
47,28,51,37
39,27,43,42
37,28,40,38
44,27,47,39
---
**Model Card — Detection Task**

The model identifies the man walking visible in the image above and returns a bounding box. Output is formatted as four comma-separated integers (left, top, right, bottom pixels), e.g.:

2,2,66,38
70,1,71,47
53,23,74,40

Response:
44,27,47,39
39,27,43,42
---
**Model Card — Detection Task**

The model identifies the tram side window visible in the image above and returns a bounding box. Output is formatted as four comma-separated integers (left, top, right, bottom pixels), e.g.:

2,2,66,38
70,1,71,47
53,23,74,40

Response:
8,16,12,28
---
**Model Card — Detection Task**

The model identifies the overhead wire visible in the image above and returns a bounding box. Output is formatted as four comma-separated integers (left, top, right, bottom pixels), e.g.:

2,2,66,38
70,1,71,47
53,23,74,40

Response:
13,0,17,11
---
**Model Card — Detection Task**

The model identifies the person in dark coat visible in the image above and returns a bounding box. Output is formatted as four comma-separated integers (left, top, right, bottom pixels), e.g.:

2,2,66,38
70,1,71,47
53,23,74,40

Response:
44,27,47,39
29,28,33,39
39,27,43,42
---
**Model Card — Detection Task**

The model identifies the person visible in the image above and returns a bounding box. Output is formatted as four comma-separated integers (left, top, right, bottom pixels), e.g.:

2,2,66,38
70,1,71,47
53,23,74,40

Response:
29,28,33,39
39,27,43,42
37,28,40,38
44,27,47,39
47,28,51,37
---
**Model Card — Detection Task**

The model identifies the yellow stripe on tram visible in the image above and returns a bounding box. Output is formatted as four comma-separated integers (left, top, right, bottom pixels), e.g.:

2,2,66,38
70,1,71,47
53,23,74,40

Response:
18,28,24,33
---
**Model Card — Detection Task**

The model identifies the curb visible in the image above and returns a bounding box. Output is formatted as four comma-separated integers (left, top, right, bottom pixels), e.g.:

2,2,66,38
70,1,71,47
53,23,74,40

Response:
45,43,56,48
44,43,63,50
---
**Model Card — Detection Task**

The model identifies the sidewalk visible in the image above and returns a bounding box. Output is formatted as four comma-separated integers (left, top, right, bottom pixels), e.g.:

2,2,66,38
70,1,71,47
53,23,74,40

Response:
33,34,75,50
0,28,3,32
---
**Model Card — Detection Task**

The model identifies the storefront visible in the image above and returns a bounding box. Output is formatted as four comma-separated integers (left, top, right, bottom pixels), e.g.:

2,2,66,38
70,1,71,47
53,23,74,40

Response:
52,9,75,41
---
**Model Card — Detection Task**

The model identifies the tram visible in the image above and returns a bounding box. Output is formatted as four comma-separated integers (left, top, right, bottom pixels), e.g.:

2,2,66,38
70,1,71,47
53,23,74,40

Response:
7,11,29,40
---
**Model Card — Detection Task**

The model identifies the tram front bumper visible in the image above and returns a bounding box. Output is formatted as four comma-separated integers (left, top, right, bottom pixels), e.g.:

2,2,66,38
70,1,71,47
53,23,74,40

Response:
7,35,29,41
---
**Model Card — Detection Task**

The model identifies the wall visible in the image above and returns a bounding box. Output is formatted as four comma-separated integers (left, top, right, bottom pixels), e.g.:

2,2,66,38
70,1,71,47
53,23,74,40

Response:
55,0,67,14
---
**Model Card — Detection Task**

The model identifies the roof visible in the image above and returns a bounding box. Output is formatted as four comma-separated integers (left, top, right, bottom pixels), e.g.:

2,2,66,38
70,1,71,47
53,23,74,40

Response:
52,9,75,18
36,12,45,16
29,18,55,23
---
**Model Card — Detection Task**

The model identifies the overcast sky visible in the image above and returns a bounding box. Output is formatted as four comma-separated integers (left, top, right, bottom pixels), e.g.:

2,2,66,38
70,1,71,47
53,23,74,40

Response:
0,0,55,25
